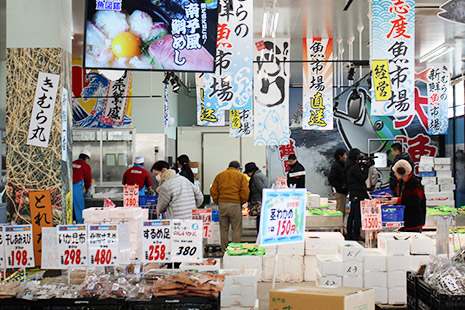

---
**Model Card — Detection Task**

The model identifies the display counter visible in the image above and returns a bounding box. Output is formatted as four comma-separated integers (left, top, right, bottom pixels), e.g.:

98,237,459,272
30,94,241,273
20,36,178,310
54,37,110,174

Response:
305,214,344,233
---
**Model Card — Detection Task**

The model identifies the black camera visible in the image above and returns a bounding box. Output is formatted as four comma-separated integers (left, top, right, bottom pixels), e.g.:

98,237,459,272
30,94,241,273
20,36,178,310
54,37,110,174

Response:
357,154,377,166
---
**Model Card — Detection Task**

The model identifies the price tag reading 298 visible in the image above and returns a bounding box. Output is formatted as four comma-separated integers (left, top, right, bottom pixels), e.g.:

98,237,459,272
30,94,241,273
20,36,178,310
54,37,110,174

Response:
141,220,171,263
88,225,119,266
57,225,88,267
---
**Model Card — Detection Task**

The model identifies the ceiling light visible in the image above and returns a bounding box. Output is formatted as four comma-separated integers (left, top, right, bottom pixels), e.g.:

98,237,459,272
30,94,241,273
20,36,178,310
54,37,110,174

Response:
419,42,455,63
170,74,180,93
162,72,171,84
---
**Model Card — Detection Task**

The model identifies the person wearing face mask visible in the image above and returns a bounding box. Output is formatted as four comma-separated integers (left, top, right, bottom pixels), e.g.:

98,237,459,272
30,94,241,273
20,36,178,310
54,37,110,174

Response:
151,160,203,219
122,156,153,196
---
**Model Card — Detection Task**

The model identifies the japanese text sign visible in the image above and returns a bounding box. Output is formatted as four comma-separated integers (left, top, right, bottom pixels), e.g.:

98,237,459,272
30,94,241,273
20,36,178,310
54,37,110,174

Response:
361,200,382,231
371,0,415,116
27,72,60,148
102,72,131,126
171,219,203,263
29,190,54,266
95,0,122,12
192,209,213,238
141,220,171,263
5,225,35,268
303,38,334,130
123,185,139,208
0,227,4,268
427,65,450,135
229,109,252,137
57,225,88,267
88,225,119,266
259,189,306,246
372,60,393,101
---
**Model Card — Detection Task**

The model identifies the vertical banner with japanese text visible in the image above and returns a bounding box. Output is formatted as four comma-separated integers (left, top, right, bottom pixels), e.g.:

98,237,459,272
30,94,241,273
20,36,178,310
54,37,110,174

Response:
229,109,252,137
253,38,291,146
29,190,54,266
371,0,415,116
302,38,333,130
427,65,450,135
196,0,253,127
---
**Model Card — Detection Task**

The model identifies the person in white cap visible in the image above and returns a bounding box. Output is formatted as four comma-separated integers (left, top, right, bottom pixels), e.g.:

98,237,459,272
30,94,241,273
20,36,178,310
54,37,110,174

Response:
122,156,153,196
72,150,92,224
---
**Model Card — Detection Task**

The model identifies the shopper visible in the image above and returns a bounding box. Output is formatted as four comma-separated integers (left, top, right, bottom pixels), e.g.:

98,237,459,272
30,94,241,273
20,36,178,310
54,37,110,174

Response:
389,143,414,192
287,154,306,188
72,150,92,224
366,160,380,191
345,148,369,241
151,161,203,219
244,162,270,233
210,161,250,253
122,156,153,196
328,148,348,215
387,159,426,232
177,154,195,184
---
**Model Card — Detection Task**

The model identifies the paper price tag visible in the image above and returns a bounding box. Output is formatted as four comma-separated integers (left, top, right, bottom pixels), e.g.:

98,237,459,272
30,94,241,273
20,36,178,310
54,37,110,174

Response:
123,185,139,207
57,225,88,267
141,220,171,263
4,225,35,268
171,220,203,263
192,209,212,238
361,200,382,231
88,225,119,266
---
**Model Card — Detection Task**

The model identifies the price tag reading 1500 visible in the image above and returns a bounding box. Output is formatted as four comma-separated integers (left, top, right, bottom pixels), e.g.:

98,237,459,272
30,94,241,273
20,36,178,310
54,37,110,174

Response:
57,225,88,267
141,220,171,263
4,225,35,268
88,225,119,266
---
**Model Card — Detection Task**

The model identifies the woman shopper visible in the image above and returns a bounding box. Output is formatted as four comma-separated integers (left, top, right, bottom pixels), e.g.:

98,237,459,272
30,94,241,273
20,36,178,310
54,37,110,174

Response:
243,162,270,233
177,154,195,184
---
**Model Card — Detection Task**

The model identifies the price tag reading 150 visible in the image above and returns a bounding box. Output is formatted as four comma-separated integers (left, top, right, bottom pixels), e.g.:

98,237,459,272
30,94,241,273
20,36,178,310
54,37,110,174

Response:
57,225,88,267
4,225,35,268
141,220,171,263
123,185,139,208
171,219,203,263
88,225,119,266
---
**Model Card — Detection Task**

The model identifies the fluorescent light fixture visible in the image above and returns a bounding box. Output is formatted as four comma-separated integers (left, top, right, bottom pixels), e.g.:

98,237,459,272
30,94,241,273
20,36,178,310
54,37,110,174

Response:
262,11,269,38
271,12,279,37
419,43,455,63
261,1,279,38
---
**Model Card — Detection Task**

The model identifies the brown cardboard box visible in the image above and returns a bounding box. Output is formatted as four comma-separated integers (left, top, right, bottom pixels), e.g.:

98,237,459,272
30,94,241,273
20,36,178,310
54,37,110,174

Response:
269,286,374,310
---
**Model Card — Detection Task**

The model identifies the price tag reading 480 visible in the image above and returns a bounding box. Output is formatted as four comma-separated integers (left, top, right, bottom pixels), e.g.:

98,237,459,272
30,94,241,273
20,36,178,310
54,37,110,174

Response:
88,225,119,266
361,200,382,231
141,220,171,263
171,220,202,263
5,225,35,268
57,225,88,267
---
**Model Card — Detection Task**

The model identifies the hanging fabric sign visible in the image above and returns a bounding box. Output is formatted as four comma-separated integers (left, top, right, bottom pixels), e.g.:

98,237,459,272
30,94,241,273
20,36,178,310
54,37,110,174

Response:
302,38,333,130
371,0,415,116
427,65,450,135
253,38,291,146
196,0,253,127
372,60,392,101
229,109,252,137
164,84,169,128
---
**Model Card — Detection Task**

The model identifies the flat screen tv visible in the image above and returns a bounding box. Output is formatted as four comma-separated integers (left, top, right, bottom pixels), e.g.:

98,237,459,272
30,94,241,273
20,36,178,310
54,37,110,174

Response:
83,0,219,72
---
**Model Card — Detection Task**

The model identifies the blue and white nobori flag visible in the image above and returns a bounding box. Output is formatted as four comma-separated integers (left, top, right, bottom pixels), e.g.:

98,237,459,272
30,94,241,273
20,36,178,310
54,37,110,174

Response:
196,0,253,127
371,0,415,116
164,83,169,128
427,65,450,135
253,38,291,146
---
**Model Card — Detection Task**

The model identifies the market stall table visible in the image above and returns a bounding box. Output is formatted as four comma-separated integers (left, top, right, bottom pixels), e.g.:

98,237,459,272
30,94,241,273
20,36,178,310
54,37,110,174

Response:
305,213,344,233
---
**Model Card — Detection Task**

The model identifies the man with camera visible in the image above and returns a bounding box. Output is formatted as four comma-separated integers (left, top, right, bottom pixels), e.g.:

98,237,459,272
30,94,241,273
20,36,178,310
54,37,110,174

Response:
345,148,370,241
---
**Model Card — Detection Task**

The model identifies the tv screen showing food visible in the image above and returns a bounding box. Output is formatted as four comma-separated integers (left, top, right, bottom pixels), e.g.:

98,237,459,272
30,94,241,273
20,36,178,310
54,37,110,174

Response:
83,0,218,72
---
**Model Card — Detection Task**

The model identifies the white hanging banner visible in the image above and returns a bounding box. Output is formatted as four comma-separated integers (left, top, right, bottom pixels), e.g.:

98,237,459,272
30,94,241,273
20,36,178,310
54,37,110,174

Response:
371,0,415,116
88,224,119,266
141,220,171,263
57,225,88,267
427,65,450,135
253,38,291,146
5,225,35,268
229,109,252,137
171,219,203,263
302,38,334,130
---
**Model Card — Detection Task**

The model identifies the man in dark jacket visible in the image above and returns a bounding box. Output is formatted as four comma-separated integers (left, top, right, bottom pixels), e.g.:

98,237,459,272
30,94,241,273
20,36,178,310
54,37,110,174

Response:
287,154,306,188
345,148,369,241
389,143,414,192
244,162,271,233
328,148,348,215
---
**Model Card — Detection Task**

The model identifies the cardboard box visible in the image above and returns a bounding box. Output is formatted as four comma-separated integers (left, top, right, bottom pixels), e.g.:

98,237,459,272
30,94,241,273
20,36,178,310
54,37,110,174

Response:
343,261,363,276
387,271,407,288
410,234,434,255
338,241,364,262
316,269,342,287
364,249,386,272
269,286,375,310
378,233,410,256
305,232,343,256
304,256,317,282
343,275,364,288
316,255,343,276
364,271,387,288
434,157,451,165
387,255,411,272
388,287,407,304
262,255,303,282
421,177,437,186
374,287,388,304
223,254,263,281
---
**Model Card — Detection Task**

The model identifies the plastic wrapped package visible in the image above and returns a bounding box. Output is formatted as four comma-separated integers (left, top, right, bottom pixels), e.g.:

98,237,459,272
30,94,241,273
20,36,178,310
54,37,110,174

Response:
100,277,132,299
126,284,152,301
78,274,111,298
16,281,39,300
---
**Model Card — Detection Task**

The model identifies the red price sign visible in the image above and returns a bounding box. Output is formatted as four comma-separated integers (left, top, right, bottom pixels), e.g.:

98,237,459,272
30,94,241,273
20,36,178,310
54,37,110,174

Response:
141,220,171,263
276,219,296,236
93,249,112,265
88,225,119,266
4,225,35,268
361,201,382,231
147,244,166,261
57,225,88,267
192,209,212,238
124,185,139,207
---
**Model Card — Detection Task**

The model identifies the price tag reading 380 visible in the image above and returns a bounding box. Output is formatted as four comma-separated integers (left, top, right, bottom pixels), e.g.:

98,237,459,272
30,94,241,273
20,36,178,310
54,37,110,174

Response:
57,225,88,267
88,225,119,266
5,225,35,268
361,200,382,230
123,185,139,208
141,220,171,263
171,220,203,263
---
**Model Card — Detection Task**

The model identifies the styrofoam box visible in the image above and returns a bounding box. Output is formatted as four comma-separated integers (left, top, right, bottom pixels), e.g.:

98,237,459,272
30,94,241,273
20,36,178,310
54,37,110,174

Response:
343,261,363,276
83,208,109,222
109,207,144,219
222,284,256,296
316,255,343,276
338,241,364,262
421,177,437,186
388,287,407,304
222,295,257,308
316,269,342,288
320,197,328,206
427,200,455,207
328,200,337,210
223,255,263,281
207,223,220,245
387,255,411,272
410,234,434,255
264,242,305,256
426,191,454,200
388,271,407,288
420,156,434,164
262,255,303,282
378,233,410,256
410,255,430,273
308,194,320,207
424,185,440,193
440,184,456,191
374,287,388,304
418,164,433,172
434,157,451,165
304,232,344,256
343,275,364,288
180,259,221,273
221,269,257,287
222,299,259,310
438,177,454,185
436,170,452,178
434,164,451,171
364,249,386,272
364,271,387,288
304,256,317,282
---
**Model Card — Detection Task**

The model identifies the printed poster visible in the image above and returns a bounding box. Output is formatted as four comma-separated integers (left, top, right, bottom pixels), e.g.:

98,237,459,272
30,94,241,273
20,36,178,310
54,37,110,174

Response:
371,0,415,116
427,65,450,135
254,38,291,146
302,38,334,130
196,0,253,127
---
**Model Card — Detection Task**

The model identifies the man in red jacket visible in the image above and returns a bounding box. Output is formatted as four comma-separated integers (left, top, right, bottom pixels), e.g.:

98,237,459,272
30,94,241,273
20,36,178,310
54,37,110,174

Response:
72,150,92,223
122,156,153,196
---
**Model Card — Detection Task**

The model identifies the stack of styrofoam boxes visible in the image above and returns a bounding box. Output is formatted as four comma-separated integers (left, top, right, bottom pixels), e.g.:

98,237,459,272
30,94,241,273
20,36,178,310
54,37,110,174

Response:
315,254,343,287
220,269,258,308
420,156,455,207
262,242,304,282
338,241,364,288
303,232,345,282
364,249,388,304
307,193,321,208
223,253,263,282
409,233,433,273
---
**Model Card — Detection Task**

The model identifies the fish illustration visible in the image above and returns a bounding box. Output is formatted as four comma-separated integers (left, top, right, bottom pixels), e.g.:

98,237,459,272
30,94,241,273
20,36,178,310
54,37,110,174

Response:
415,68,432,83
438,0,465,24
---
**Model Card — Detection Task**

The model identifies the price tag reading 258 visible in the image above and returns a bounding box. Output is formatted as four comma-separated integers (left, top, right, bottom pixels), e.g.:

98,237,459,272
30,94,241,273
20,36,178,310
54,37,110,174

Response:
88,225,119,266
141,220,171,263
57,225,88,267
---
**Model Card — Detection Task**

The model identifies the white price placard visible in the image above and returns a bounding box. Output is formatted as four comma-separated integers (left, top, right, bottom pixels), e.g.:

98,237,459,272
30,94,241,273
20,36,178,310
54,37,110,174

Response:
4,225,35,268
123,185,139,207
88,225,119,266
0,226,5,268
41,227,60,269
141,220,171,263
192,209,212,238
361,200,382,231
57,225,88,267
171,220,203,263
